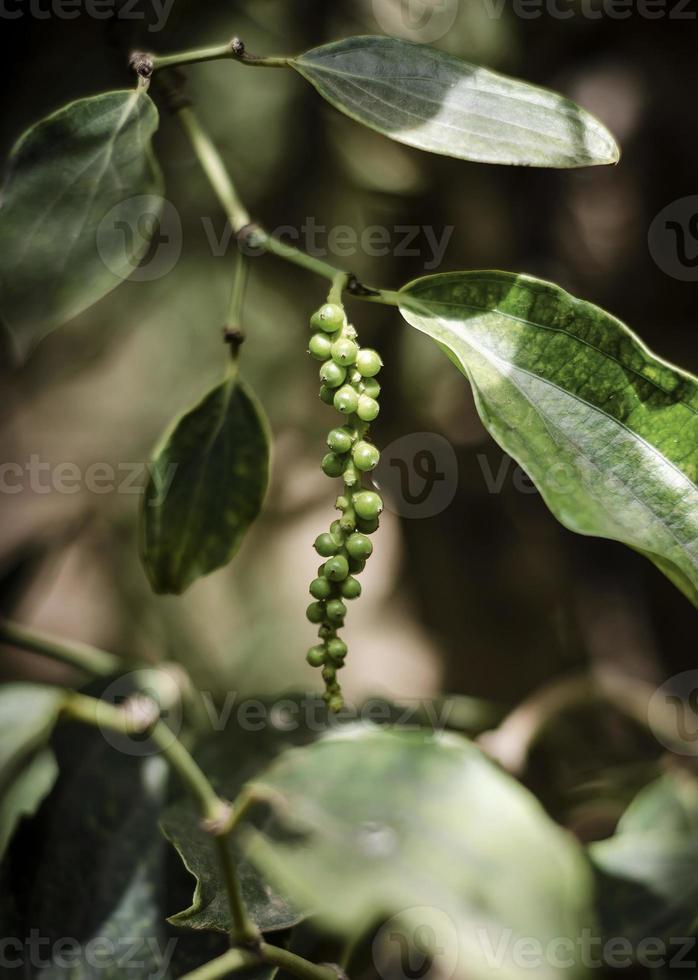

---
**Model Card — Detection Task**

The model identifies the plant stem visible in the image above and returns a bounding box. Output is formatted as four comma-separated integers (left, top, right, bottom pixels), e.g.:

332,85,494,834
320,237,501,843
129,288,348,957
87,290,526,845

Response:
175,104,401,300
0,618,120,677
177,107,251,232
177,944,340,980
151,44,289,73
61,690,259,944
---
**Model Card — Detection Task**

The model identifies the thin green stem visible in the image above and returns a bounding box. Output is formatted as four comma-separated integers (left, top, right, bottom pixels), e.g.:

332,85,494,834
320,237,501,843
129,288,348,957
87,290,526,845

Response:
0,618,120,677
175,947,259,980
214,837,259,945
177,107,250,232
227,251,249,329
328,272,349,305
152,43,237,72
177,944,339,980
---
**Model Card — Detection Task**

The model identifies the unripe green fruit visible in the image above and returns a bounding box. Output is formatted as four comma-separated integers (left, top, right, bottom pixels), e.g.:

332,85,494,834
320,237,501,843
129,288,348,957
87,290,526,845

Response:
341,576,362,599
308,333,333,360
346,532,373,560
314,532,338,557
320,361,347,389
327,638,348,661
348,369,363,386
311,303,345,333
324,554,349,581
321,452,346,478
306,601,326,624
334,385,359,415
331,338,359,366
328,695,344,713
330,520,342,537
356,349,382,377
306,645,326,668
319,386,334,405
318,625,333,641
362,377,381,399
356,516,380,535
352,441,380,472
322,665,337,684
310,576,333,600
357,394,380,422
326,599,347,623
354,491,383,520
348,557,366,574
327,427,353,454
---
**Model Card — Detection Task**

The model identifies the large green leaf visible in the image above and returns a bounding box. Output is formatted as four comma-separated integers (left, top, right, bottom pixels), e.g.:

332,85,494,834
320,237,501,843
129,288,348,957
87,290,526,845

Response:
590,772,698,946
0,90,163,357
0,683,65,858
398,271,698,606
292,36,618,168
245,724,595,980
141,372,271,594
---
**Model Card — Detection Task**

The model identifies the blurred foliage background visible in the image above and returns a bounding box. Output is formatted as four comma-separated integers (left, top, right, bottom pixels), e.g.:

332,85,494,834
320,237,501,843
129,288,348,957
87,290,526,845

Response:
1,0,696,831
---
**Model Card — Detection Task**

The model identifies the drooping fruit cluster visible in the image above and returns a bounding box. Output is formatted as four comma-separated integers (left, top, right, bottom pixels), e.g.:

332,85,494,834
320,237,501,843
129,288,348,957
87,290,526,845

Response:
305,301,384,711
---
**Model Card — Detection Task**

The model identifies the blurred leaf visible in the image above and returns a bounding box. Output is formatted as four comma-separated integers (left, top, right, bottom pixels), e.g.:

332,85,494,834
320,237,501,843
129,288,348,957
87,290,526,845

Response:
141,373,271,595
0,747,57,859
0,90,163,358
0,683,64,785
590,772,698,945
293,36,619,168
398,271,698,606
246,724,595,980
161,803,302,934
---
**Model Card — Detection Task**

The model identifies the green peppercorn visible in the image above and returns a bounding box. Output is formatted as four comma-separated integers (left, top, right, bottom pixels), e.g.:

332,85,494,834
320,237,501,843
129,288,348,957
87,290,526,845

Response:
331,338,359,366
311,303,345,333
340,576,362,599
334,385,359,415
308,333,333,361
326,598,347,623
348,369,363,386
354,491,383,520
328,695,344,712
324,554,349,581
356,516,380,534
327,427,353,454
356,349,382,377
321,452,346,478
352,441,380,472
306,645,326,668
314,532,338,557
362,377,381,399
346,532,373,560
309,576,333,600
327,638,348,661
322,665,337,684
348,557,366,574
319,385,334,405
357,394,380,422
330,519,342,537
320,361,347,389
306,601,326,624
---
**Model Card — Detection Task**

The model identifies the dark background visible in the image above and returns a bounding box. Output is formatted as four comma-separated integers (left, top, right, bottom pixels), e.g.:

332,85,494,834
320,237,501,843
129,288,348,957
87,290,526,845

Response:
1,0,696,824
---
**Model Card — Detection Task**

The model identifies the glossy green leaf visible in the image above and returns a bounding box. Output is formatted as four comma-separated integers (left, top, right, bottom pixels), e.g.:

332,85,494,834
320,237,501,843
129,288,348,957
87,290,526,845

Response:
0,90,163,358
246,724,595,980
292,36,618,168
590,772,698,945
141,373,271,594
398,271,698,606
